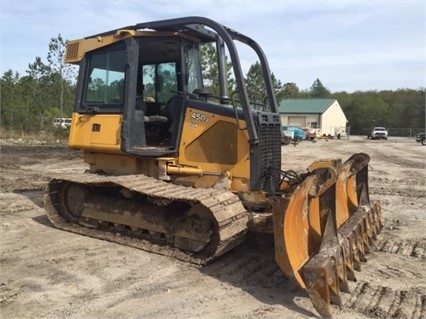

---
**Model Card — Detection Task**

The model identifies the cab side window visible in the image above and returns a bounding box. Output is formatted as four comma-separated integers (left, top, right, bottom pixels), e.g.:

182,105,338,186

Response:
83,44,126,107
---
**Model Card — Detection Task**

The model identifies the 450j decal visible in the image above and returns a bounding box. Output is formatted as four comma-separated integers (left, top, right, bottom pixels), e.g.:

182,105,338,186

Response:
191,112,209,123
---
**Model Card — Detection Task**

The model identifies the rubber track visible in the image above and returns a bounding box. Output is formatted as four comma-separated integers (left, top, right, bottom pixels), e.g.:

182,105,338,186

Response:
345,281,426,319
45,173,248,265
374,239,426,259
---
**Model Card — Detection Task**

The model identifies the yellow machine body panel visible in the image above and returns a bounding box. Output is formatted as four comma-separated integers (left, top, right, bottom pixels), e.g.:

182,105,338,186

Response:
179,106,250,191
68,105,250,191
65,30,199,64
68,112,122,154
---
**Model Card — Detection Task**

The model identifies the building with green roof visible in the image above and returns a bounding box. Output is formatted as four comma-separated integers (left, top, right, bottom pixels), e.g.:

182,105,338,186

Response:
278,99,348,137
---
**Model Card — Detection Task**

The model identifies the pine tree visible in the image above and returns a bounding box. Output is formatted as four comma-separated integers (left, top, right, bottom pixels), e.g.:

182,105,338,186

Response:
47,34,77,119
310,78,331,98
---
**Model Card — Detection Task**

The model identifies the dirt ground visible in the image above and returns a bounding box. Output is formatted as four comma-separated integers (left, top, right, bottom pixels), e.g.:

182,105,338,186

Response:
0,136,425,319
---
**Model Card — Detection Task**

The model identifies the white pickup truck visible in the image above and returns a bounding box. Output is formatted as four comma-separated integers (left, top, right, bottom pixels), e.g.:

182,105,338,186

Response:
368,127,388,140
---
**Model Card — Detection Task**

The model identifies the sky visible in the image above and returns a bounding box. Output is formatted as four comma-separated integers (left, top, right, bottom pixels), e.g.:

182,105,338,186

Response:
1,0,425,93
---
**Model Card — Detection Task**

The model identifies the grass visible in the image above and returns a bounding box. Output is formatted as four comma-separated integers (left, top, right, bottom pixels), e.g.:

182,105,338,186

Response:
0,128,69,144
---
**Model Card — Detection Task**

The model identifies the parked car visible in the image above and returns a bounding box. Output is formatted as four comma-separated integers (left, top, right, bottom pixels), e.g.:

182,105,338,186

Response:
282,125,306,141
53,117,72,129
368,127,388,140
415,132,425,145
304,128,321,141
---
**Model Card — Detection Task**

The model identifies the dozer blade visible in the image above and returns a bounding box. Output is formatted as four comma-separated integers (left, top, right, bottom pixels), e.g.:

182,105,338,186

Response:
334,153,382,275
273,153,382,318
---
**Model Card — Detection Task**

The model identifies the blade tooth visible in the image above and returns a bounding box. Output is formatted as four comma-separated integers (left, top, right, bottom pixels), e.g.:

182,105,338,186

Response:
303,262,333,318
308,289,333,319
360,217,371,255
372,201,383,233
343,248,357,281
336,260,350,293
302,239,347,317
365,211,379,245
329,254,344,308
330,291,343,308
349,230,363,268
339,219,362,271
353,259,361,271
369,215,379,241
338,234,356,284
334,244,349,295
364,216,375,253
365,211,375,240
355,224,367,262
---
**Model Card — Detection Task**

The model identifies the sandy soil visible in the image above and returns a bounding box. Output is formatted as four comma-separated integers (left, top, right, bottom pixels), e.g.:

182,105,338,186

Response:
0,136,425,319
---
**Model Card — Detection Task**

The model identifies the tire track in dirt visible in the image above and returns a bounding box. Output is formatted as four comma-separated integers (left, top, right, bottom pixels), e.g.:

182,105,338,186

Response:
365,143,425,170
374,239,425,258
369,177,426,187
370,187,426,198
0,282,19,307
202,244,288,290
345,281,426,319
369,177,426,199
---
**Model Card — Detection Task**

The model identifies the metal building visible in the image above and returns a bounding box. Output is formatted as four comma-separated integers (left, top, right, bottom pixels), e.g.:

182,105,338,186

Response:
279,99,348,137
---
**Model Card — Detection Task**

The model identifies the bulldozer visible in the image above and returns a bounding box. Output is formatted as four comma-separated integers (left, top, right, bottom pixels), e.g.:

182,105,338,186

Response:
44,16,382,318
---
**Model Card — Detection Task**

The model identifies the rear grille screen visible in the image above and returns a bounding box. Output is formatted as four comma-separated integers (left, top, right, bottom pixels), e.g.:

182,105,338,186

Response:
256,112,281,193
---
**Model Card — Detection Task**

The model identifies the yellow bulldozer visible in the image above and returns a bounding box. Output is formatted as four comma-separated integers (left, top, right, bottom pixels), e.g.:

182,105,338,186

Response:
44,16,382,318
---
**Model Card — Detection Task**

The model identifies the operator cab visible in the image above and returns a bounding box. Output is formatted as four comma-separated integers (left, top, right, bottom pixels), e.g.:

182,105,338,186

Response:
77,34,204,156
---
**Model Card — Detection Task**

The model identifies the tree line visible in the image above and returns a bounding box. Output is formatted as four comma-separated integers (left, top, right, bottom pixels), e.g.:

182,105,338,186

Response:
279,80,425,135
1,36,424,136
1,35,76,134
